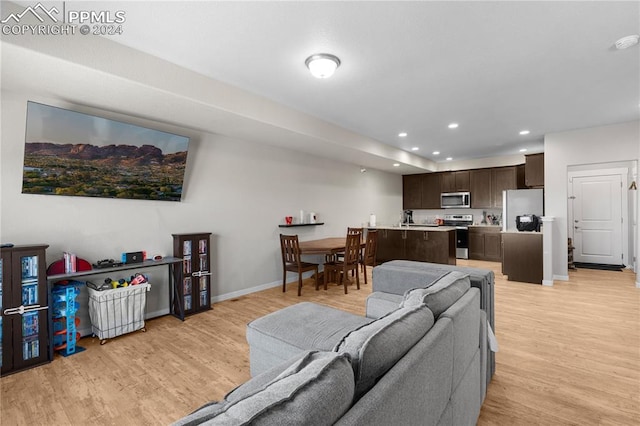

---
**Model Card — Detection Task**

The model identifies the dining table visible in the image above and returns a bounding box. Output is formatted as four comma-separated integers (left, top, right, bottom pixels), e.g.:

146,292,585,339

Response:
298,237,362,258
298,237,366,284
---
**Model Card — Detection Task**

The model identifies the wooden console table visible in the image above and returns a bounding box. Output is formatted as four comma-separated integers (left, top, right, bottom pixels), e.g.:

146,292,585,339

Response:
46,257,184,360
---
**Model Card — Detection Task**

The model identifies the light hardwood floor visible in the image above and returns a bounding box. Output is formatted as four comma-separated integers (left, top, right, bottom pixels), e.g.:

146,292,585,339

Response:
1,261,638,425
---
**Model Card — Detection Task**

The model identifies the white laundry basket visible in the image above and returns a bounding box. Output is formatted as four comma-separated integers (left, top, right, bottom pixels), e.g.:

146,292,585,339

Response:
88,283,151,344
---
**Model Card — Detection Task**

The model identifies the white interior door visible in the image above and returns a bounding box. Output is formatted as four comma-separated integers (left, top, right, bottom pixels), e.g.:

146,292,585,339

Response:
570,174,623,265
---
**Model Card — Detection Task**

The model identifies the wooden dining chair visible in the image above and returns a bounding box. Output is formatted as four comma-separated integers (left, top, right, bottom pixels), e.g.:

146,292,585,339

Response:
337,227,363,263
324,231,361,294
280,234,319,296
359,230,378,284
347,227,363,240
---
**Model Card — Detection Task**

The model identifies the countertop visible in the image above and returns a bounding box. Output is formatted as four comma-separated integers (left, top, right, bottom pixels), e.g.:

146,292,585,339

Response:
371,226,456,232
468,224,501,228
501,230,542,234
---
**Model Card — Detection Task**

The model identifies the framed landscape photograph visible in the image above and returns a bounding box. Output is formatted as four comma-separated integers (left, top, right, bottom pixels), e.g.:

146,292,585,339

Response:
22,101,190,201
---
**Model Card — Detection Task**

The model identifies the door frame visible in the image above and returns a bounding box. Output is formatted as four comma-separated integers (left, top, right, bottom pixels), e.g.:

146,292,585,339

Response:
568,167,629,266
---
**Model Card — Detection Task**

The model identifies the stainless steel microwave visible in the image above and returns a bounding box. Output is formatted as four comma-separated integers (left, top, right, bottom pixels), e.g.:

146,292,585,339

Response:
441,192,471,208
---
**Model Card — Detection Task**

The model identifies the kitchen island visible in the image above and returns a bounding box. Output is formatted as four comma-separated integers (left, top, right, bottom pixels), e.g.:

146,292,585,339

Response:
373,226,456,265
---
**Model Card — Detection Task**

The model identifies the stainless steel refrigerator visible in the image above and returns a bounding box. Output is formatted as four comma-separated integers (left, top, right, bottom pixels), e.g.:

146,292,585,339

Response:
502,189,544,231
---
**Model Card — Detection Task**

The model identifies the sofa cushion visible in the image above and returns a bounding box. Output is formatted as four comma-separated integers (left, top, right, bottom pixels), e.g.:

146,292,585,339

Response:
173,351,354,426
400,271,471,317
246,302,373,376
333,304,434,400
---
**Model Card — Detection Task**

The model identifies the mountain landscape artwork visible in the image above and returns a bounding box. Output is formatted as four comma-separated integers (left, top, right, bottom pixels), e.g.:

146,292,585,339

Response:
22,102,190,201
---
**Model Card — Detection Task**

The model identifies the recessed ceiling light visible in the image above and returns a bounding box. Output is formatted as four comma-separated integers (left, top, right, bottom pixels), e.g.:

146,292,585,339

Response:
305,53,341,78
615,35,639,50
519,130,530,135
411,147,419,151
519,148,528,152
446,157,453,161
448,123,459,129
433,151,440,155
398,132,408,137
393,163,400,167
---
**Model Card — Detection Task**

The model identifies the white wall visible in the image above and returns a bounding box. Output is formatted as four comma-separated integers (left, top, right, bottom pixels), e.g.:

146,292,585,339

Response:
544,120,640,281
1,91,402,328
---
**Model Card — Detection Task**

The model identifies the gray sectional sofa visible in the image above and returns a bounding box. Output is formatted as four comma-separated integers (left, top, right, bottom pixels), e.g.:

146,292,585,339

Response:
370,260,496,390
174,265,492,425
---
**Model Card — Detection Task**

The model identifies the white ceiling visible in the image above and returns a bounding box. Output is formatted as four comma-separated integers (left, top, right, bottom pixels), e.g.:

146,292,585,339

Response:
3,1,640,173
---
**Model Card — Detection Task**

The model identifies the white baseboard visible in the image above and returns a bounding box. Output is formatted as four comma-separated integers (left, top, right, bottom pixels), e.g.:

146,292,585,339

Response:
212,280,281,303
147,308,170,319
542,280,554,286
78,325,93,337
553,274,569,281
636,280,640,289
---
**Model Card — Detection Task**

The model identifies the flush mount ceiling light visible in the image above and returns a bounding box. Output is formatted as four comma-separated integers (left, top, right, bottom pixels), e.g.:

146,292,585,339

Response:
398,132,408,137
448,123,459,129
519,130,530,135
411,147,419,151
615,35,639,50
433,151,440,155
520,148,528,152
393,163,400,167
305,53,341,78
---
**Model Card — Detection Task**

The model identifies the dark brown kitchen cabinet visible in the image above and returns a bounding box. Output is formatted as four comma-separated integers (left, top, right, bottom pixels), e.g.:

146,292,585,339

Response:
1,245,50,376
469,227,502,261
421,173,442,209
471,166,525,208
403,174,422,209
441,171,470,193
405,230,456,265
484,233,502,261
470,169,492,208
172,233,212,317
376,229,406,263
525,153,544,188
491,165,525,209
375,229,455,265
502,232,543,284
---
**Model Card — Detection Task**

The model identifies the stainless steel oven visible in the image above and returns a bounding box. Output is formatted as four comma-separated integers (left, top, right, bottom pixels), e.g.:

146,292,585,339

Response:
443,214,473,259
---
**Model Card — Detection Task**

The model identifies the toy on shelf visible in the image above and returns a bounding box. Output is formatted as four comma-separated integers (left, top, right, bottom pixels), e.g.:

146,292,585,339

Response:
51,280,86,356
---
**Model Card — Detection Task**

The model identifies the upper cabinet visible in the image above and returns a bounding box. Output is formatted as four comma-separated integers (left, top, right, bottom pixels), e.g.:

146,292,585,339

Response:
403,173,442,209
402,174,423,209
440,171,470,193
403,165,525,210
470,169,492,208
470,166,525,209
421,173,442,209
491,165,525,209
525,153,544,188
